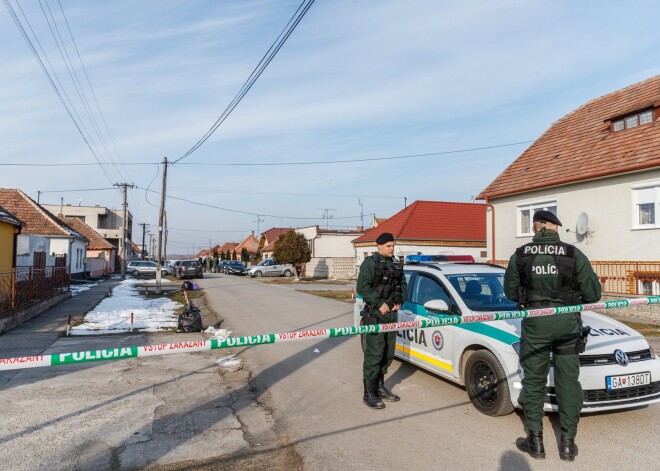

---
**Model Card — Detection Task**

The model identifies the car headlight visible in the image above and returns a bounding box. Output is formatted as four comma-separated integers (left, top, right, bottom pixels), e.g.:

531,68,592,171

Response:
512,341,521,356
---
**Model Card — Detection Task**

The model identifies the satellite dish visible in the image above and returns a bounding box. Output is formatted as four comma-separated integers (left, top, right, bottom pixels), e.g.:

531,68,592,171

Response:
576,212,589,236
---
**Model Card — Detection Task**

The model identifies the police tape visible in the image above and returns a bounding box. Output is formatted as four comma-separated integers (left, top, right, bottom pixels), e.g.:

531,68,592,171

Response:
1,295,659,371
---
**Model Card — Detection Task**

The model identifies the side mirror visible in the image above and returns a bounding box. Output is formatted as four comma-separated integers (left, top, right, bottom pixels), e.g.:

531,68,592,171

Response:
424,299,450,313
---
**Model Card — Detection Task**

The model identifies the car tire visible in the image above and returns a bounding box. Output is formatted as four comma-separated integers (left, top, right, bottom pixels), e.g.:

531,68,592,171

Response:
464,350,514,416
254,270,263,278
132,270,140,277
283,269,292,277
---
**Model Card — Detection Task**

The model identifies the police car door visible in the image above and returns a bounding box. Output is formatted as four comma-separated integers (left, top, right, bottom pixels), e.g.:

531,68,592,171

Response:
397,272,456,381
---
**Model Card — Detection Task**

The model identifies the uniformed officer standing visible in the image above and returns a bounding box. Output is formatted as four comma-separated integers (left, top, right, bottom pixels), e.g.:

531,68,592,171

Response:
357,232,407,409
504,210,601,461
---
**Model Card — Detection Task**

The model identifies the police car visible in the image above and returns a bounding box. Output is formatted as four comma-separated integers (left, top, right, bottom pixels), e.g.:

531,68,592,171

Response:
354,255,660,416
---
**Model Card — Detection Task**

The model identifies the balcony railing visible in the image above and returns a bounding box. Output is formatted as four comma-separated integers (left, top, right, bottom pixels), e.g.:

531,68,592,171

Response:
0,267,70,315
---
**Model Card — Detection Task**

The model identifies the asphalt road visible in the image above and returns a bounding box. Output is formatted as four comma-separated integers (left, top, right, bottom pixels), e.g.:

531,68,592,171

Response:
202,273,660,471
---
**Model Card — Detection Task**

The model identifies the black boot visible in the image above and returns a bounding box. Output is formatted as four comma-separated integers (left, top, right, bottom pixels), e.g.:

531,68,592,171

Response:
377,374,400,402
559,435,578,461
363,379,385,409
516,431,545,459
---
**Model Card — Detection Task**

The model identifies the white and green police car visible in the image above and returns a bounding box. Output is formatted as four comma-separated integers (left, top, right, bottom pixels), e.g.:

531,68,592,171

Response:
354,256,660,416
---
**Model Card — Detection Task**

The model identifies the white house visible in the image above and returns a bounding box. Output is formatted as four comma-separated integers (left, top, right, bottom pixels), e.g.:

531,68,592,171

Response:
478,75,660,295
296,226,364,279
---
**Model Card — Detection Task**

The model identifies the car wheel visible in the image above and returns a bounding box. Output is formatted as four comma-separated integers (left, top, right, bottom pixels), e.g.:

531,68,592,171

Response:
132,270,140,277
464,350,514,416
254,270,263,278
283,269,292,277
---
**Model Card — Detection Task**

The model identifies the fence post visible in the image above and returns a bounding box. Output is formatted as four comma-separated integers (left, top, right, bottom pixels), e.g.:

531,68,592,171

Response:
11,268,16,309
634,262,639,295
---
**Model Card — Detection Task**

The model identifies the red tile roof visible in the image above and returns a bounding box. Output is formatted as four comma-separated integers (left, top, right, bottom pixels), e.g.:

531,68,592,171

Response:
352,200,486,244
0,189,87,240
479,75,660,199
59,216,114,250
235,234,259,255
261,228,294,245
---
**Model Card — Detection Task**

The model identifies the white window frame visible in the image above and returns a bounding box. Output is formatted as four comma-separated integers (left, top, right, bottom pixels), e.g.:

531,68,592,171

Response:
631,182,660,230
516,200,558,237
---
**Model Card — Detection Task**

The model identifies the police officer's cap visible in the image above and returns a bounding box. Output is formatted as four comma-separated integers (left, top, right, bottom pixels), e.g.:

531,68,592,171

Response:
376,232,395,245
533,210,562,226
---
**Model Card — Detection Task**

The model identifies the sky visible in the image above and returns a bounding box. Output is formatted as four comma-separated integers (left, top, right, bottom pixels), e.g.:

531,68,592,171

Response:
1,0,659,257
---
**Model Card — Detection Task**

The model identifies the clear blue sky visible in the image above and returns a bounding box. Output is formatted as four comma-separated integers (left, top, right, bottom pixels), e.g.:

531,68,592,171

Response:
1,1,659,256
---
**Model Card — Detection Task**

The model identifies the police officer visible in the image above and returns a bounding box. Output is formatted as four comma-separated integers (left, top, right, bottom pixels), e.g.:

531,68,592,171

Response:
504,210,601,461
357,232,407,409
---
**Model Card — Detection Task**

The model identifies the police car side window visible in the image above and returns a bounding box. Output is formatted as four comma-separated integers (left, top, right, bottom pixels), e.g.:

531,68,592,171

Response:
412,275,449,306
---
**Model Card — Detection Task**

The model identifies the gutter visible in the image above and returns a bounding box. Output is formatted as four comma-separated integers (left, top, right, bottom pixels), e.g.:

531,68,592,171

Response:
484,198,495,262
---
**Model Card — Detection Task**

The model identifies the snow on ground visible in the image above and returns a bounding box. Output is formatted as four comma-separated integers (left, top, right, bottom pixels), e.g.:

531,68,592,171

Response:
70,278,182,335
70,283,97,296
215,355,243,371
140,278,173,284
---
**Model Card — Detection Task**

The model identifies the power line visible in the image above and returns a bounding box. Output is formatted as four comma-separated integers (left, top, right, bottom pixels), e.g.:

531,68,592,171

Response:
138,186,371,221
0,140,533,167
172,0,316,164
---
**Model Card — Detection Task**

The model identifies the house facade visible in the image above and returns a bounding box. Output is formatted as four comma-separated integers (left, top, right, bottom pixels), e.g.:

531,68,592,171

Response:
353,200,487,263
478,75,660,295
42,203,132,268
0,189,88,277
59,216,116,276
296,226,364,278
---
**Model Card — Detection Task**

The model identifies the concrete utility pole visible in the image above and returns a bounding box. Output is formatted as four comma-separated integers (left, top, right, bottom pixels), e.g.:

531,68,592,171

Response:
149,233,154,259
155,157,168,294
139,223,148,259
114,183,135,280
163,210,168,265
358,198,364,231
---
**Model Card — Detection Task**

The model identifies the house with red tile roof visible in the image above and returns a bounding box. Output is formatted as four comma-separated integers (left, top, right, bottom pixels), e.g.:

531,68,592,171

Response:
353,201,487,265
259,227,295,259
235,232,259,263
0,189,89,277
478,75,660,284
58,216,116,276
293,226,364,278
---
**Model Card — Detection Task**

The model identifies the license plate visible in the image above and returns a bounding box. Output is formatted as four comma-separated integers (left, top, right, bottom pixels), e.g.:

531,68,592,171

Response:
606,372,651,390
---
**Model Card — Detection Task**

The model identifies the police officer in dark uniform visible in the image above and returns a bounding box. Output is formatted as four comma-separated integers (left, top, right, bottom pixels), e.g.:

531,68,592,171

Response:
357,232,407,409
504,210,601,461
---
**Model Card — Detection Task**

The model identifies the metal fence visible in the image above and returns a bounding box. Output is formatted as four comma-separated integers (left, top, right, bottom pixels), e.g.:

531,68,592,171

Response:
491,260,660,296
0,267,70,315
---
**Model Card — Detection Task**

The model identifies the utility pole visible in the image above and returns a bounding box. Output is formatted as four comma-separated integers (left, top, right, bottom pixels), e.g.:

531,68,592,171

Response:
138,223,148,259
358,198,364,231
163,210,168,265
114,183,135,280
254,214,264,237
148,233,154,259
155,157,168,293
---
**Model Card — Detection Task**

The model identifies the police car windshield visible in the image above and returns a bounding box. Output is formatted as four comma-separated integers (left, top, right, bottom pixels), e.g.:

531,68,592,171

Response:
445,273,516,312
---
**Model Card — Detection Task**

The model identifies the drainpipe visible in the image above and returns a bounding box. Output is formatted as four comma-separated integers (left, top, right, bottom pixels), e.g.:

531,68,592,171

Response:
484,197,495,262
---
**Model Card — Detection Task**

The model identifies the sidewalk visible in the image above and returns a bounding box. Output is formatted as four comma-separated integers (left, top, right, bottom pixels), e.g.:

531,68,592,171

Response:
0,277,281,471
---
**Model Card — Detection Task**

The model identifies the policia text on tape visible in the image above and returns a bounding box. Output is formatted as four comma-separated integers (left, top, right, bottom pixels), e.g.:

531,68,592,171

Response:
1,296,658,371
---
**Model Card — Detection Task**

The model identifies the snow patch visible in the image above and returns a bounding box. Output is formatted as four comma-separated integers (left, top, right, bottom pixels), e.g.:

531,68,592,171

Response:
215,355,243,371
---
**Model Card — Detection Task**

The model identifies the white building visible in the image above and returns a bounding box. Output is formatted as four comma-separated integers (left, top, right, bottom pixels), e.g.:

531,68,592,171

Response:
296,226,364,279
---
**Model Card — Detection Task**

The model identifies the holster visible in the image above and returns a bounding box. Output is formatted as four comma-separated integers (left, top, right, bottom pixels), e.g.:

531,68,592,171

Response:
360,305,379,325
575,313,590,354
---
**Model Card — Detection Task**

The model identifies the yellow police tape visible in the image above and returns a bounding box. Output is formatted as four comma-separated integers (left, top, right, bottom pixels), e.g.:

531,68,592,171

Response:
0,296,658,371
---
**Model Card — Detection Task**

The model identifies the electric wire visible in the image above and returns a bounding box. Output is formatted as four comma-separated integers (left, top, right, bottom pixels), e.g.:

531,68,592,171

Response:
3,0,117,186
172,0,316,164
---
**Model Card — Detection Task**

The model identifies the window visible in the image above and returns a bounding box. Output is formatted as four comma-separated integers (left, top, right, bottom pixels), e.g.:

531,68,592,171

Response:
633,185,659,229
409,274,461,315
517,201,557,236
612,108,654,132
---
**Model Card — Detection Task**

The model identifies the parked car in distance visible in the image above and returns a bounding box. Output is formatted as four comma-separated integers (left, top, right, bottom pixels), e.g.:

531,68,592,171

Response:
127,260,169,277
177,260,203,279
225,260,246,275
219,260,230,273
246,258,293,278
